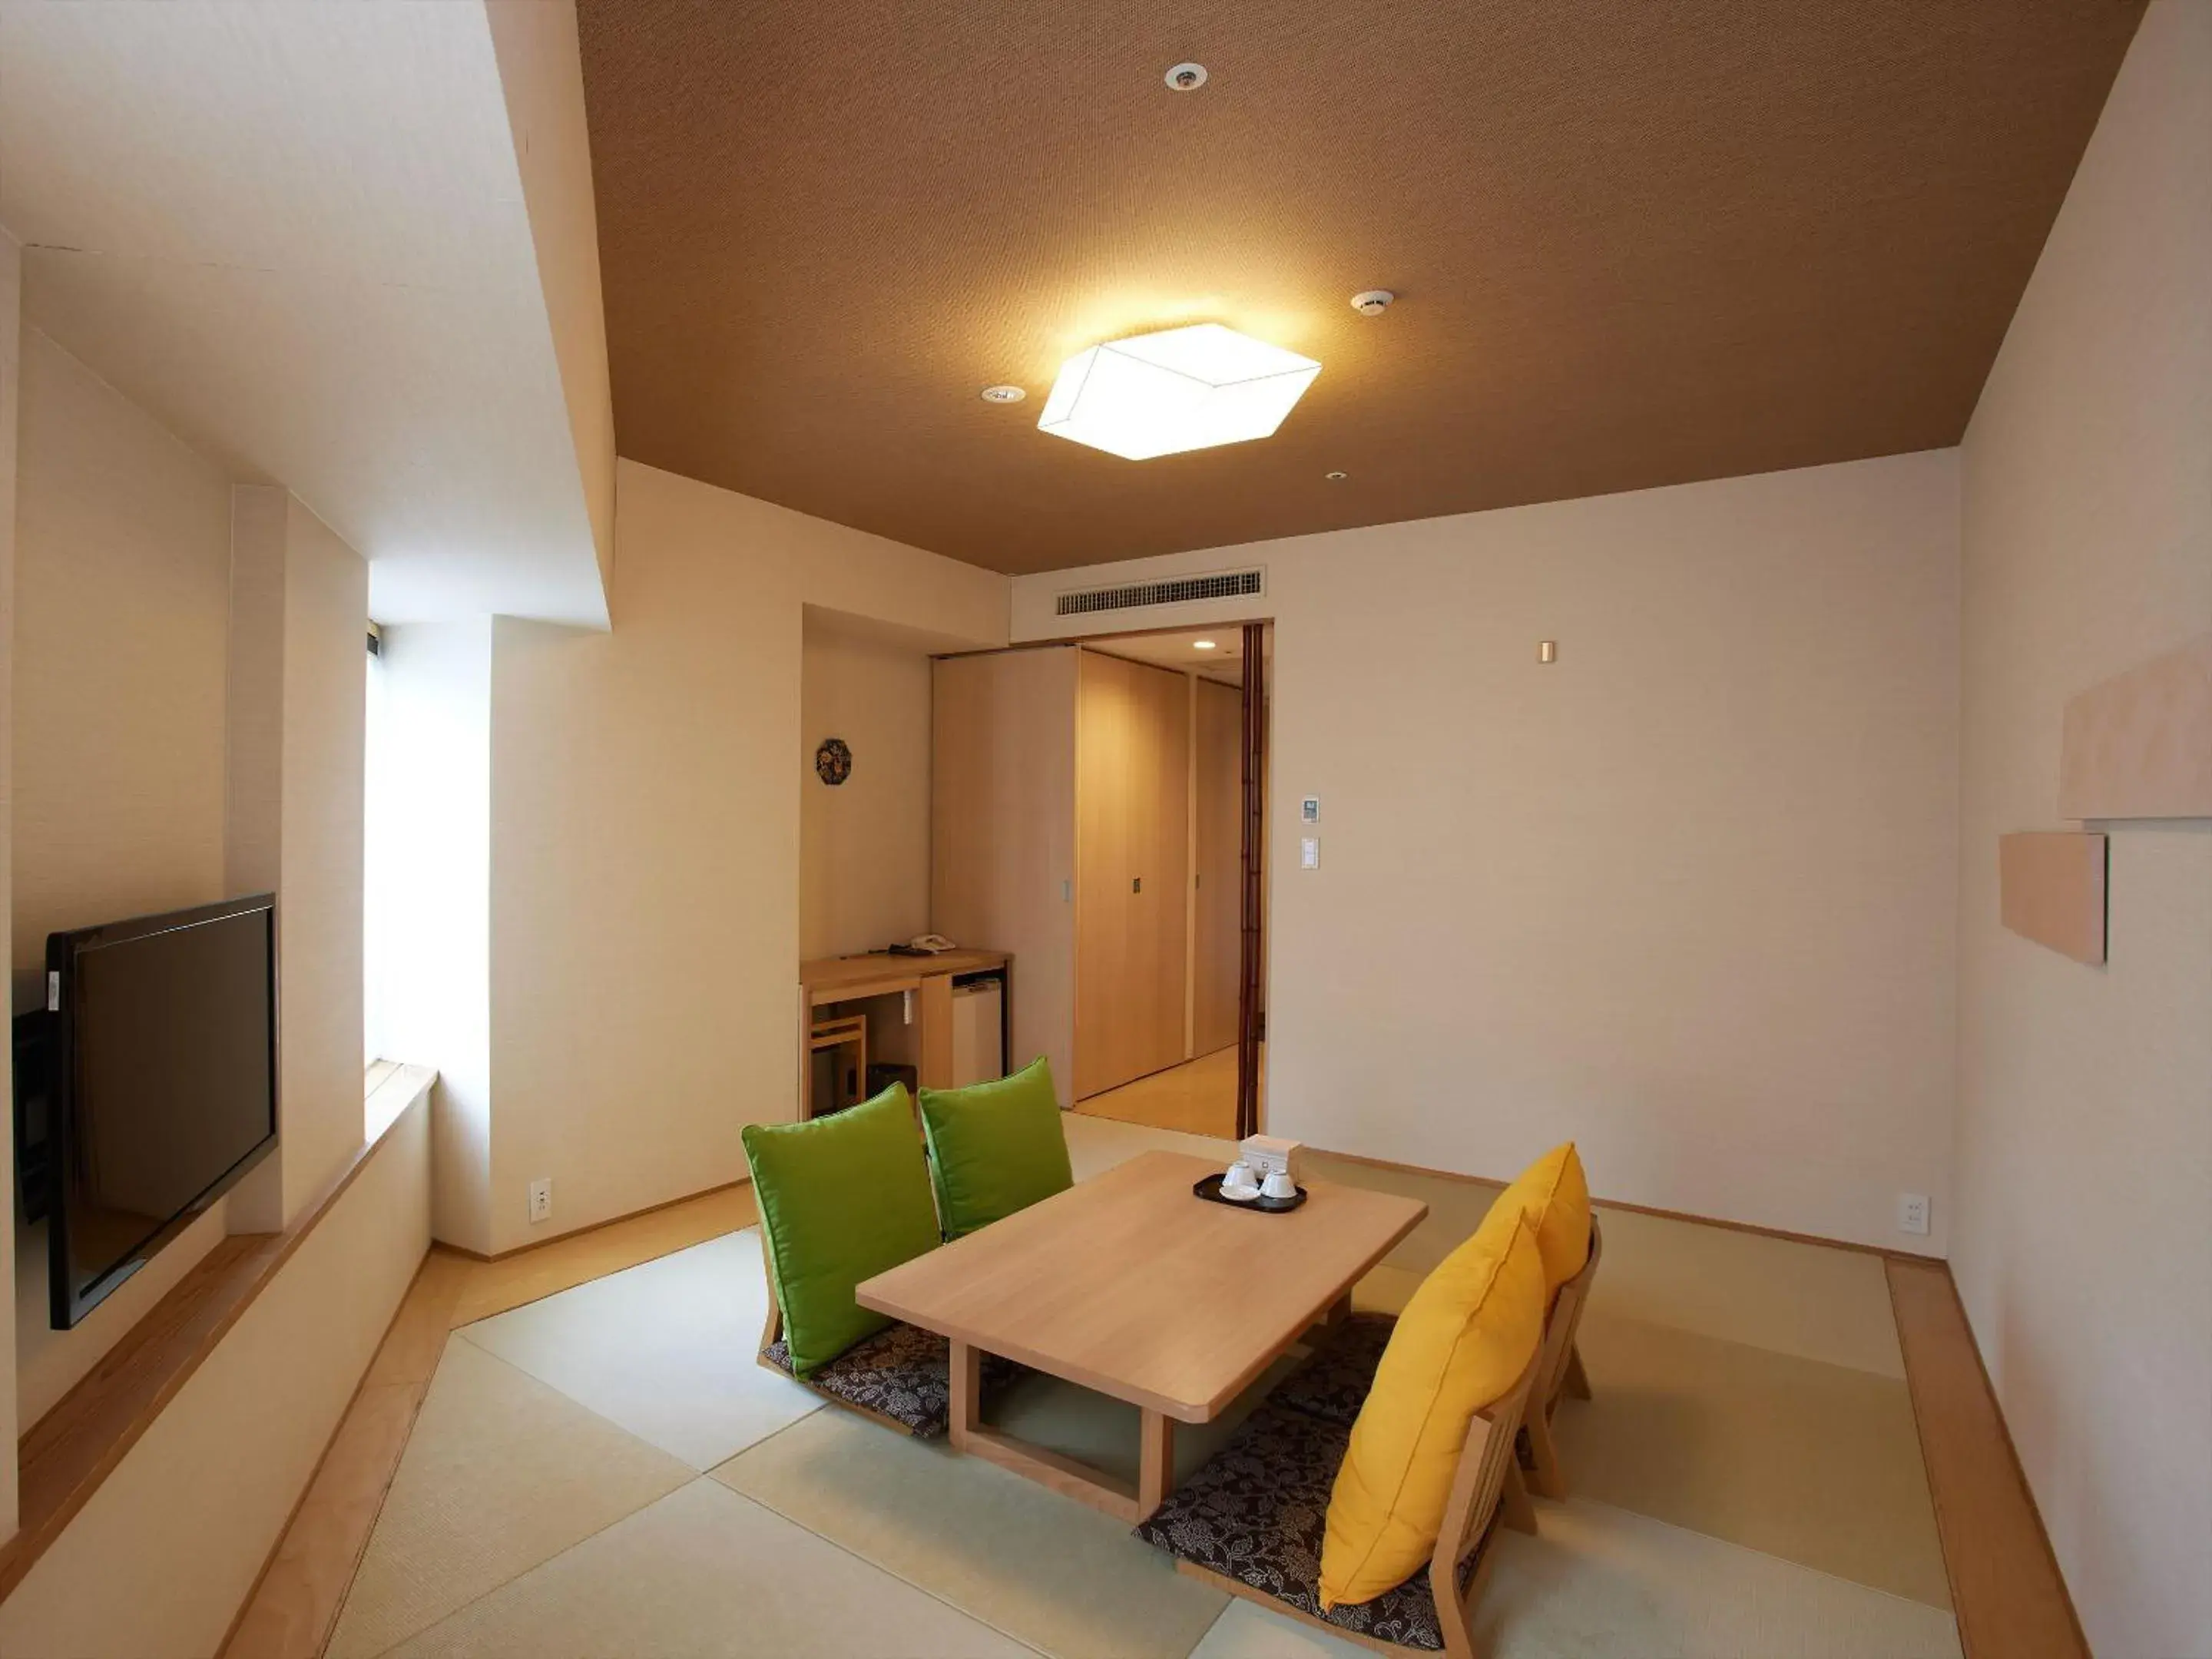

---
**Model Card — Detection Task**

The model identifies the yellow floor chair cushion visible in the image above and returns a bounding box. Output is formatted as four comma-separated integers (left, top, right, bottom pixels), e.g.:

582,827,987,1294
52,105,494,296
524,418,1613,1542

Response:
1318,1204,1545,1610
1494,1141,1592,1293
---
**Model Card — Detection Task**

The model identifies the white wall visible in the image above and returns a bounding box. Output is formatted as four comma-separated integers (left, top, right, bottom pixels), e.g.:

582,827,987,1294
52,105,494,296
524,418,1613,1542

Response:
10,329,238,1426
1014,451,1962,1253
368,621,494,1253
481,462,1005,1253
226,489,370,1227
485,0,617,605
274,498,371,1218
800,609,935,960
1952,5,2212,1652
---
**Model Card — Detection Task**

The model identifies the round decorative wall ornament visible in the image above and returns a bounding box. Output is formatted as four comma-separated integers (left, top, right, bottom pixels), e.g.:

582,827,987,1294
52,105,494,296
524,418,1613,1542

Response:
814,737,853,786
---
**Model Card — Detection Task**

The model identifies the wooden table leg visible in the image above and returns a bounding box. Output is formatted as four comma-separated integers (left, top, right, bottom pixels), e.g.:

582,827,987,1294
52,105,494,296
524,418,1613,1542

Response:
1139,1409,1174,1518
918,974,955,1091
949,1339,982,1452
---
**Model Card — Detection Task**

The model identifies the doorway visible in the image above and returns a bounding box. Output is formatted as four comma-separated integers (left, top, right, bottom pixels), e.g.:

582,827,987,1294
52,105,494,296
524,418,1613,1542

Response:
1067,621,1269,1142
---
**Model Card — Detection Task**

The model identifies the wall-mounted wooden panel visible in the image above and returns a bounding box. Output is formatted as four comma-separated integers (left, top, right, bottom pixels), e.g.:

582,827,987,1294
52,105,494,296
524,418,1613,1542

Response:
2056,633,2212,820
1998,832,2108,965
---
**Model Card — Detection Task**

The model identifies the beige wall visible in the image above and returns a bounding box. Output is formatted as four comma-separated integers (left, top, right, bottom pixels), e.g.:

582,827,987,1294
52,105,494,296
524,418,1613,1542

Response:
11,331,231,994
1013,450,1962,1253
1952,4,2212,1651
0,1093,431,1658
800,610,935,960
483,462,1003,1253
9,329,237,1424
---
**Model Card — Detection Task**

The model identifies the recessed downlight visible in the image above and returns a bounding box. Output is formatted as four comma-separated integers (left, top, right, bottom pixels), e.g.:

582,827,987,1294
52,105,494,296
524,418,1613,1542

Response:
980,384,1027,404
1194,639,1218,651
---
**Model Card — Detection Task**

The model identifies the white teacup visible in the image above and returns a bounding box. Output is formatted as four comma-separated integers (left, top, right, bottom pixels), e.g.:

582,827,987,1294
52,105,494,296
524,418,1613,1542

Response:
1220,1161,1260,1200
1260,1168,1298,1200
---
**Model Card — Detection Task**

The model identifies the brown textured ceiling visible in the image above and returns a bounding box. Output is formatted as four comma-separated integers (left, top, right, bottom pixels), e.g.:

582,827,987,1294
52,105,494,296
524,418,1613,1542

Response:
578,1,2143,576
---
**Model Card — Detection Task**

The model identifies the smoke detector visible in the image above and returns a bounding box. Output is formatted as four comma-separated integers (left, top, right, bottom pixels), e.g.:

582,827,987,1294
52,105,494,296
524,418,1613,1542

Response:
979,385,1027,404
1164,61,1208,91
1349,290,1394,316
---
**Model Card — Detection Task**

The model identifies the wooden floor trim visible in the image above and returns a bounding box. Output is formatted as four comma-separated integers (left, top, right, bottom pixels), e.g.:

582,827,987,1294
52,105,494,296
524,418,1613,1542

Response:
1886,1257,2087,1659
0,1079,432,1606
1309,1141,1938,1263
442,1178,747,1263
218,1182,760,1654
218,1247,469,1659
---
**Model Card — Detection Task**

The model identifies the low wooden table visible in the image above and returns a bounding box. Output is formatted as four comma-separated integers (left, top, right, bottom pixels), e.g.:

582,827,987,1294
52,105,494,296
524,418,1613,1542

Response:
856,1151,1426,1522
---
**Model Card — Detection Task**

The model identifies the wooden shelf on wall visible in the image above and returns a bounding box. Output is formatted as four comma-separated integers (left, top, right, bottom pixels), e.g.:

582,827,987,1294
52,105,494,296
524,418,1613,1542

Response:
1998,832,2108,965
2058,632,2212,820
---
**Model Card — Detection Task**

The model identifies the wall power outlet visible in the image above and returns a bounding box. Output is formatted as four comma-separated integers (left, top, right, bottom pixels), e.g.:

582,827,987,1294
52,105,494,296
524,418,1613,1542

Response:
1896,1191,1930,1237
528,1177,553,1225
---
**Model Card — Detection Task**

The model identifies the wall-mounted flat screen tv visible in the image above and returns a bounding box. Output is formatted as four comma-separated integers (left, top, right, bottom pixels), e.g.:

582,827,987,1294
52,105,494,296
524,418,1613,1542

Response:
38,895,278,1329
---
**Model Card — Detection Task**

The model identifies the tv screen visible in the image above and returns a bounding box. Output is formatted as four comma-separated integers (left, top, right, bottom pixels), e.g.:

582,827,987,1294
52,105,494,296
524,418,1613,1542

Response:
44,895,278,1329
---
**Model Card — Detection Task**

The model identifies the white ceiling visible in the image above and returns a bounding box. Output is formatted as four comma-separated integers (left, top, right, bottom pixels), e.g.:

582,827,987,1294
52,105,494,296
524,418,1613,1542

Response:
1084,627,1252,686
0,0,609,627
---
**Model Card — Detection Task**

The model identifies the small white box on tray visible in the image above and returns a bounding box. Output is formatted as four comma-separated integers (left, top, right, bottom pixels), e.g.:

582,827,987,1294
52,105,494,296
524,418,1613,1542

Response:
1240,1136,1302,1184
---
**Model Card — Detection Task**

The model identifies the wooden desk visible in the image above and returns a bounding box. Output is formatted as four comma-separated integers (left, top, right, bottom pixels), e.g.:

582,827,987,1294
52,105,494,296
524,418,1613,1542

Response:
856,1151,1426,1522
798,949,1010,1113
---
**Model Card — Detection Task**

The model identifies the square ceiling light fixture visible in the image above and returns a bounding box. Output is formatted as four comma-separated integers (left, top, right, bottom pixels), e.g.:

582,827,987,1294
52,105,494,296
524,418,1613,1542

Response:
1037,323,1320,460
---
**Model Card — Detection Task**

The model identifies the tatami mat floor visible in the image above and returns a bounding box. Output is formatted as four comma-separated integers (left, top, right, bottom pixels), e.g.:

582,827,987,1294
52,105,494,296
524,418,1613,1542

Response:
323,1115,1959,1658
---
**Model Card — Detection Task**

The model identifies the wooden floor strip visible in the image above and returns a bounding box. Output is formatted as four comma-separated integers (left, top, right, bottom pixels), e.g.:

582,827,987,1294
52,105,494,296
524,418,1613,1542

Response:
1886,1258,2086,1659
448,1184,757,1328
219,1249,469,1659
219,1184,756,1657
2,1095,433,1608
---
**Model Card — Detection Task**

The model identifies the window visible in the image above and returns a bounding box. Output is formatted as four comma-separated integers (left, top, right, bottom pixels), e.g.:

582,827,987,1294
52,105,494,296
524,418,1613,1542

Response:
363,627,390,1075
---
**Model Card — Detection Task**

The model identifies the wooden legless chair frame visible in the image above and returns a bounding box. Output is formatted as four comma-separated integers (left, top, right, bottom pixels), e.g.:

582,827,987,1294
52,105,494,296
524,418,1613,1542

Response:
754,1240,933,1439
1174,1351,1545,1659
1516,1216,1601,1501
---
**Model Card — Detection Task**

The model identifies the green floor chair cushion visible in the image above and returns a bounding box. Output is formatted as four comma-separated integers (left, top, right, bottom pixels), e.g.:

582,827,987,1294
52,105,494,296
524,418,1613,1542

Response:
743,1083,942,1375
917,1055,1074,1240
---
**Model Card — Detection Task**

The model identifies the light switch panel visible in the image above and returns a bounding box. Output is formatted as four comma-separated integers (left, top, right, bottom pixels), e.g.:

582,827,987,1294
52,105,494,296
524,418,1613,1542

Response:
1300,837,1320,869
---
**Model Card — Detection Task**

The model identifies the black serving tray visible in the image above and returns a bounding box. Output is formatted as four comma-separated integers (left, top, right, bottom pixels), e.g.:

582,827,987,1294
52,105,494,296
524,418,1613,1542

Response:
1193,1172,1308,1214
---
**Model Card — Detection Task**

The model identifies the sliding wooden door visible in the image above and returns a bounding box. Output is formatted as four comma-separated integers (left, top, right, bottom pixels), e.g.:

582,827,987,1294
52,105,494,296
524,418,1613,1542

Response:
1074,651,1190,1098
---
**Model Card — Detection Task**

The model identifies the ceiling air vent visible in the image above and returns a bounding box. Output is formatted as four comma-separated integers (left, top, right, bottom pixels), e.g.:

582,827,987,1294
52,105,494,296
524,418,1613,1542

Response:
1055,568,1263,618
